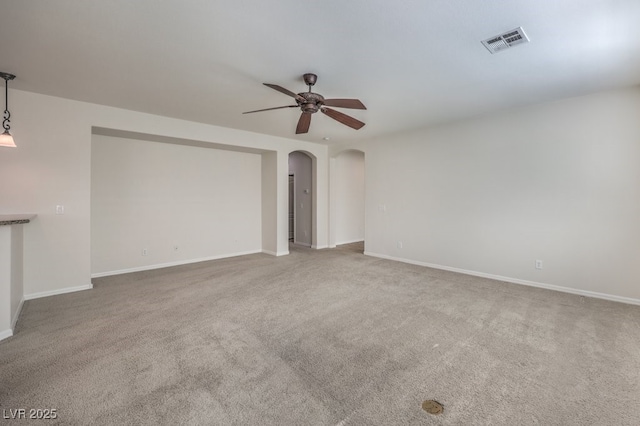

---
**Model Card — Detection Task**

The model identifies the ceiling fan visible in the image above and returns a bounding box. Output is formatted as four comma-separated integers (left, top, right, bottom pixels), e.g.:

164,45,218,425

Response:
243,73,366,134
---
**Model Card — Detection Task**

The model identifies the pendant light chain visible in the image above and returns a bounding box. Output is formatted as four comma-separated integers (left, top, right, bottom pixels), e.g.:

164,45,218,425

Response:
3,76,10,132
0,71,17,147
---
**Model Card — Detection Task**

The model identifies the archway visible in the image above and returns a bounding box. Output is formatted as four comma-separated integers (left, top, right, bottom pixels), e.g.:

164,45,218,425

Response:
288,151,314,247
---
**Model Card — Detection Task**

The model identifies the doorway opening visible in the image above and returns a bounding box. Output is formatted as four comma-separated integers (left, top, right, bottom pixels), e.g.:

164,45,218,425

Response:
288,174,294,242
288,151,313,247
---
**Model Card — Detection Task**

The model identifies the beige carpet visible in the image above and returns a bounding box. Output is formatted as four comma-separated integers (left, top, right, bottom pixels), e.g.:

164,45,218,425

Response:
1,244,639,425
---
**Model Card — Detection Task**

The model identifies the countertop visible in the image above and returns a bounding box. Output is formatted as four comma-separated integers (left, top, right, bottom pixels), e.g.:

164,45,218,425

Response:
0,214,37,226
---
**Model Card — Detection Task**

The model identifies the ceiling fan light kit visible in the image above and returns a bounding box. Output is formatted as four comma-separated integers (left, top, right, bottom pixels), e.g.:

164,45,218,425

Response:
243,73,366,135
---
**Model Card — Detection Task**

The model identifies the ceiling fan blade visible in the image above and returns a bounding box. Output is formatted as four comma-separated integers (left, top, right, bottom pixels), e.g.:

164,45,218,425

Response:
243,105,298,114
321,107,365,130
296,112,312,134
322,99,367,110
264,83,306,103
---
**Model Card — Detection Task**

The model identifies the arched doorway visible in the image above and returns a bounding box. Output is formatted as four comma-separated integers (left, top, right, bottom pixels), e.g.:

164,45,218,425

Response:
288,151,314,247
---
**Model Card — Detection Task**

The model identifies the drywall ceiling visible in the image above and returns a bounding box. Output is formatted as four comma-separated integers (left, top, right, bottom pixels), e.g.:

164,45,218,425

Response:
1,1,639,145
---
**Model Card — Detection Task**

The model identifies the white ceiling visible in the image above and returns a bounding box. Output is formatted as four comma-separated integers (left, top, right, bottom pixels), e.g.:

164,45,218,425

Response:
1,1,639,145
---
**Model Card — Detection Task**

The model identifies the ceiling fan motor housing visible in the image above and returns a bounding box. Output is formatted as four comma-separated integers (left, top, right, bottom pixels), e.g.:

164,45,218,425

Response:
297,92,325,113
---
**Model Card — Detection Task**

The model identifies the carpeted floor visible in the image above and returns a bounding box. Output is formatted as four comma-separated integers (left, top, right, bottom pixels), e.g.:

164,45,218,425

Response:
1,243,639,425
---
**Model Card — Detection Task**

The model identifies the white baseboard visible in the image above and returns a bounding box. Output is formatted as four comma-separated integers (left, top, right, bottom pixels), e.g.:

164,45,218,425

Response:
261,249,289,257
11,298,24,330
24,284,94,301
364,251,640,306
0,329,12,342
312,244,329,249
293,241,311,248
92,250,263,278
336,239,364,246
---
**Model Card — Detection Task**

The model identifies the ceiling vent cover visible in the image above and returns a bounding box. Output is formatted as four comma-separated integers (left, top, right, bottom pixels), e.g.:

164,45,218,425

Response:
482,27,529,54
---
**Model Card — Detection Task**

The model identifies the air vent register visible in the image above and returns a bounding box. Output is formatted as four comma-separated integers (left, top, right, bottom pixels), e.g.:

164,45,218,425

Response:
482,27,529,54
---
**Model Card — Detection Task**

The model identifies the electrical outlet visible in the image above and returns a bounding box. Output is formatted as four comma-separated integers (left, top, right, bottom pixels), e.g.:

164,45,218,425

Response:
535,260,543,270
55,205,64,215
397,241,403,249
142,248,148,256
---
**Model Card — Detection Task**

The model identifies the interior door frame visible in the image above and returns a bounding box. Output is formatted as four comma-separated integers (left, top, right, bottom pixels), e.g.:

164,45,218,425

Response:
289,173,295,242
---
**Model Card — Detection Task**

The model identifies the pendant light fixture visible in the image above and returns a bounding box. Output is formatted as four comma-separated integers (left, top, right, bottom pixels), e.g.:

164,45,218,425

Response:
0,72,17,148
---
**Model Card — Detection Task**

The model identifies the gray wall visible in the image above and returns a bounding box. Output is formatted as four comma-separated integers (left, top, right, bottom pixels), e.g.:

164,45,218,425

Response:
91,134,262,275
361,87,640,302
